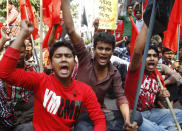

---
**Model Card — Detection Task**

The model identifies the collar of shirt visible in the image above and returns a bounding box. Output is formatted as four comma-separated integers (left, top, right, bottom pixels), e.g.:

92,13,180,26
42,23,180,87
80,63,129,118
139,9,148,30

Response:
92,58,117,85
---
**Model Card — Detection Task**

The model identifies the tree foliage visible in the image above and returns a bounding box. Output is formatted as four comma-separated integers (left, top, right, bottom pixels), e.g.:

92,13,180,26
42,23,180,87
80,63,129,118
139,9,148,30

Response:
0,0,40,22
70,1,79,19
0,0,79,22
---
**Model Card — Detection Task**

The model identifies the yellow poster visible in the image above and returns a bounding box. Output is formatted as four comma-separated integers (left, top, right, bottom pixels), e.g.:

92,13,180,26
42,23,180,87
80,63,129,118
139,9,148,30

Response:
95,0,118,30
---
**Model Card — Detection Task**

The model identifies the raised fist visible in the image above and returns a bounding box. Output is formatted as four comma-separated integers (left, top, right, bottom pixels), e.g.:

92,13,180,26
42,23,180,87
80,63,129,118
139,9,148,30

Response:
93,18,99,30
119,2,124,9
20,20,34,38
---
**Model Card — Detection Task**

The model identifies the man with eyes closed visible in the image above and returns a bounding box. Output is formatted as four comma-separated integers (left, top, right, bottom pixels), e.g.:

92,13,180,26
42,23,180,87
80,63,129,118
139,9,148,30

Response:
61,0,142,131
0,20,106,131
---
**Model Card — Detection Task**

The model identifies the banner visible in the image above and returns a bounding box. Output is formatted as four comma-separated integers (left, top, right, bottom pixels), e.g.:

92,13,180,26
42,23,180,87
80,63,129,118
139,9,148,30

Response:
94,0,118,30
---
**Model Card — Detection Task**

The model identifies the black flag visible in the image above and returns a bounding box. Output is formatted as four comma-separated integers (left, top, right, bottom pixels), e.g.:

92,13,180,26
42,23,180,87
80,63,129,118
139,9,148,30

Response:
81,7,88,26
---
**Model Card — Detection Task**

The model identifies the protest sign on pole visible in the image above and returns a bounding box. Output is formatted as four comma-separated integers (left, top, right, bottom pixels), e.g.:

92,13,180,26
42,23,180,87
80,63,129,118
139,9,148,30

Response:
94,0,118,30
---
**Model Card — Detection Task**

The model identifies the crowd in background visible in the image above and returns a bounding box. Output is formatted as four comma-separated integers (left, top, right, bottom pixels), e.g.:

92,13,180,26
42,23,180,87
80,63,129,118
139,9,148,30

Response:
0,0,182,131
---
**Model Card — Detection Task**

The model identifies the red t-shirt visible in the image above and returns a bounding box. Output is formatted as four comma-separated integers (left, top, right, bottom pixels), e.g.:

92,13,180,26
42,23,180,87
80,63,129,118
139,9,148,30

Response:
0,47,106,131
125,66,164,112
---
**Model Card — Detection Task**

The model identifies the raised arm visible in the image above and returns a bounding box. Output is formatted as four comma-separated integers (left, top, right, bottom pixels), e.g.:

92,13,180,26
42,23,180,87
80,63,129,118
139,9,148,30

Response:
0,21,41,90
10,20,34,50
133,1,140,12
47,24,58,47
129,23,148,72
118,2,124,18
93,18,100,39
61,0,82,45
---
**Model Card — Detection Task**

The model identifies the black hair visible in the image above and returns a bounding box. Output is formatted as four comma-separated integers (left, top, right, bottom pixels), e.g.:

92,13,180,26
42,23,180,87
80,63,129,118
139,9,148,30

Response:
94,32,115,50
127,4,133,9
27,38,32,43
49,41,75,61
162,47,172,54
148,43,159,58
8,0,16,6
135,10,141,14
157,42,162,49
8,0,13,5
25,38,33,47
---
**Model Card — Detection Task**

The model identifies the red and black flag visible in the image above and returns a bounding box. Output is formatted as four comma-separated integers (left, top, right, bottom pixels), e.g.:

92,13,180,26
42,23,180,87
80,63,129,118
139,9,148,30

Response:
163,0,182,52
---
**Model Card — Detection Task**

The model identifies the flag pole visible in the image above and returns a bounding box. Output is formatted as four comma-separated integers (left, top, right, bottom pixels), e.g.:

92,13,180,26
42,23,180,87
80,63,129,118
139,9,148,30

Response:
141,1,143,19
39,0,43,73
131,0,156,123
6,0,9,28
24,6,40,72
157,76,182,131
177,24,181,60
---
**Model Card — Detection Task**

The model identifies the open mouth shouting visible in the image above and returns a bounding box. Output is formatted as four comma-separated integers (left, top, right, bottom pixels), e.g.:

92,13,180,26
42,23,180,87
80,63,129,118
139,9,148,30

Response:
60,65,69,75
146,61,157,72
148,62,155,69
98,56,109,66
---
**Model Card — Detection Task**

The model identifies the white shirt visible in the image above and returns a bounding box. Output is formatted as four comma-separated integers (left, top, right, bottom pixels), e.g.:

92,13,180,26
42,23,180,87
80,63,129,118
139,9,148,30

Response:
110,55,129,70
136,19,144,32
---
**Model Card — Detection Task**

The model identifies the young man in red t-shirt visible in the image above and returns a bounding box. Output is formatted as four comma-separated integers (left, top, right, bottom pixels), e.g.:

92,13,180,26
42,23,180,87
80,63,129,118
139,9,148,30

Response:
62,0,142,131
125,23,182,130
0,21,106,131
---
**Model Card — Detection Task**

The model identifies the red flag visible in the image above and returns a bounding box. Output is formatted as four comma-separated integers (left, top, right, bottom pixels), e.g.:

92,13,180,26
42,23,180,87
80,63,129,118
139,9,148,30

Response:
42,0,61,27
115,20,124,41
0,22,3,39
163,0,182,52
143,0,148,11
110,20,123,41
130,17,139,60
42,0,61,49
43,24,63,49
19,0,39,39
42,26,52,49
42,0,52,27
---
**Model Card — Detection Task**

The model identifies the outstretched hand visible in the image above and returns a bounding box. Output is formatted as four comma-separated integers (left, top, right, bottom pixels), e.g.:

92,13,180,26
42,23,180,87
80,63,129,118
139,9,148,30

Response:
134,1,140,6
20,20,34,38
93,18,99,30
119,2,124,9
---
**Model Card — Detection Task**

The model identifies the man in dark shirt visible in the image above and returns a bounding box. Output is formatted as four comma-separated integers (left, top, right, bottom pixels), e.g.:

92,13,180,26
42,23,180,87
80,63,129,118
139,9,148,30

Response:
62,0,142,130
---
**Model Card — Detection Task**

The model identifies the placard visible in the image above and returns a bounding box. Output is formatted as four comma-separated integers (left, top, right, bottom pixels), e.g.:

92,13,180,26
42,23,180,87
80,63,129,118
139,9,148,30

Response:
94,0,118,30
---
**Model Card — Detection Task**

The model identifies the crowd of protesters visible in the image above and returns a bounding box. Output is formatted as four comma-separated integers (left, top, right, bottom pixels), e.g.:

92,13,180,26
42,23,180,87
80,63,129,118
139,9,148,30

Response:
0,0,182,131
